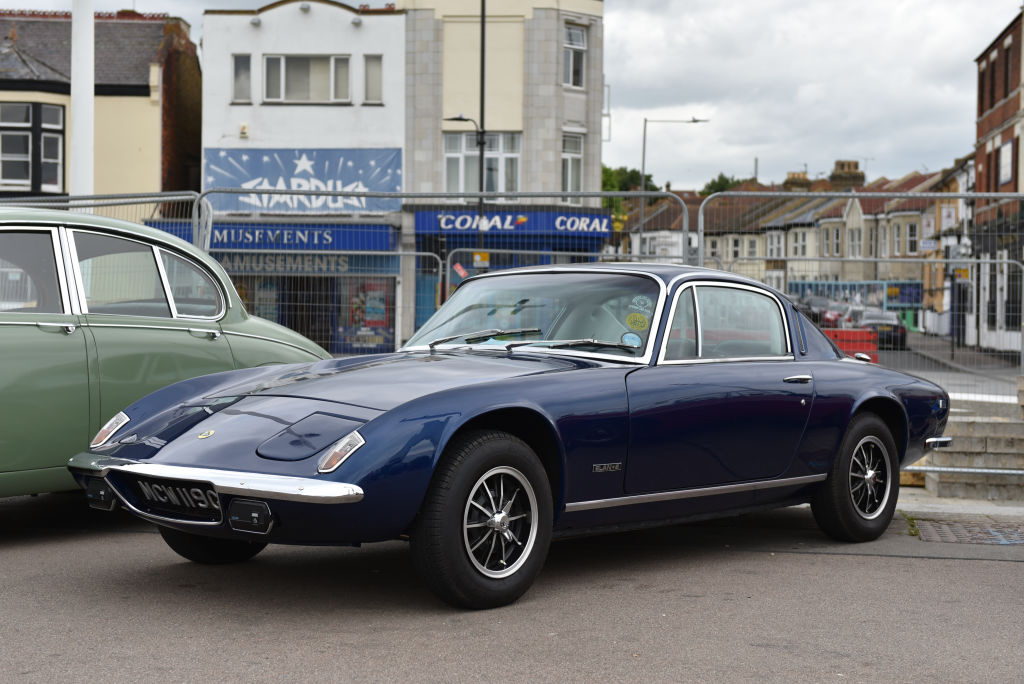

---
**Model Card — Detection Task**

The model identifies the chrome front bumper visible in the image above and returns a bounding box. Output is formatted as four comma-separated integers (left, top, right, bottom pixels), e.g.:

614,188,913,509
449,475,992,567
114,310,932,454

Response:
67,453,364,504
925,436,953,449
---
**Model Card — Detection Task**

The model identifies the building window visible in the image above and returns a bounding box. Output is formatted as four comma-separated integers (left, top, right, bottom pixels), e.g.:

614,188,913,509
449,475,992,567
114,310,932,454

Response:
795,231,807,256
978,66,985,114
879,226,887,258
999,141,1013,185
732,238,740,259
892,223,901,256
233,54,251,102
907,222,918,254
832,227,841,256
264,55,351,103
1005,45,1013,100
561,134,583,201
364,55,382,104
0,102,64,193
848,228,862,258
444,132,521,195
709,239,719,258
563,25,586,88
747,238,757,258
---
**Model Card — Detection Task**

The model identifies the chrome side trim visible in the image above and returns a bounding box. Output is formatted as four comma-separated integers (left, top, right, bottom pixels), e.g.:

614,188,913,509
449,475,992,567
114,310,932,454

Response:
221,330,330,357
68,454,364,504
925,436,952,449
564,473,827,512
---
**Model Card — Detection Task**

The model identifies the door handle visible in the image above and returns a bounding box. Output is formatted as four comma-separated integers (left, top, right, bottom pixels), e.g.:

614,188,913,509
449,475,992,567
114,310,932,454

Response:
783,375,813,384
37,322,76,335
188,328,221,340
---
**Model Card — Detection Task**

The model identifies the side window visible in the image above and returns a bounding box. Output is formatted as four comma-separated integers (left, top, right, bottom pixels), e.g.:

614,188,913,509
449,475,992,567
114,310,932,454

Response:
160,251,223,318
0,231,61,313
73,232,171,317
664,287,698,360
696,286,787,359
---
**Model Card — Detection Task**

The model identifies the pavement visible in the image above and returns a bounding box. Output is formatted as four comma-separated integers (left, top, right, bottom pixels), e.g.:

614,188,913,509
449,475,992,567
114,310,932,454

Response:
896,484,1024,519
907,329,1019,381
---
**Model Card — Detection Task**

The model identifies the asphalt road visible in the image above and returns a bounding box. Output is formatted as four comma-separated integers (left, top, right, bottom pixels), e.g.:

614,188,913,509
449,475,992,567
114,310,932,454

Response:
2,491,1022,682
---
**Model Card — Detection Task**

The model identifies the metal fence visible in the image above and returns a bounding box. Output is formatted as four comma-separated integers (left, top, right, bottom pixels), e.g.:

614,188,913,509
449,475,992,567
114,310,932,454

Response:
6,188,1023,405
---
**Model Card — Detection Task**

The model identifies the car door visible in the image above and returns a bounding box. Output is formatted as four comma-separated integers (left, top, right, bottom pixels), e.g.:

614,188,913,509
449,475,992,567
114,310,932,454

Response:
625,281,814,494
0,227,90,495
69,228,235,425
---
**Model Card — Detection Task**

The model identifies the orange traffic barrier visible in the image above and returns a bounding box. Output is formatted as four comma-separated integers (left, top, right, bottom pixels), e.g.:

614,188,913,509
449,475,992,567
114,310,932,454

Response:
824,328,878,363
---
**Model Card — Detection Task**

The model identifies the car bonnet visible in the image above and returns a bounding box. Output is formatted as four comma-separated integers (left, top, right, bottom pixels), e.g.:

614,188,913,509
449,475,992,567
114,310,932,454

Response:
208,351,599,411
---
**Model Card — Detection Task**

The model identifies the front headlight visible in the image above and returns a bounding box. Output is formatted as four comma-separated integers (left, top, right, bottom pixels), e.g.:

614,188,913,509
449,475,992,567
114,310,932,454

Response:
317,430,365,473
91,411,130,448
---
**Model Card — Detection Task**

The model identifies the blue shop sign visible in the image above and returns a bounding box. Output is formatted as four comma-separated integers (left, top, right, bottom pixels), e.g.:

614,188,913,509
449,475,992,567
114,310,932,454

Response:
204,148,402,213
415,208,612,235
209,222,395,251
212,252,399,276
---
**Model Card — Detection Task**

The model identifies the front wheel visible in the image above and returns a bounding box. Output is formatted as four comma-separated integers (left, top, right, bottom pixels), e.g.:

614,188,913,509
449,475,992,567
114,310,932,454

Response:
410,430,552,609
811,414,899,542
158,526,267,564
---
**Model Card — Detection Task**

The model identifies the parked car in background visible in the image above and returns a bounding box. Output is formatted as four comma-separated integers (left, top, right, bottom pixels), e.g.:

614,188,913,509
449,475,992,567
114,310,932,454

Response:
796,294,831,324
0,208,331,498
70,264,951,609
860,310,907,350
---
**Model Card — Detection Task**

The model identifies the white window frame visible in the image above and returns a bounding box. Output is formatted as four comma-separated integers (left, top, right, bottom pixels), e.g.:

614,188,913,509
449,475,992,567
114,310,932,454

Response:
999,141,1013,186
767,232,783,258
893,223,901,256
732,238,740,259
563,25,586,88
878,226,888,258
363,54,382,104
848,227,862,258
263,54,351,103
40,132,62,193
0,131,31,189
907,222,918,254
747,238,757,258
232,54,252,103
561,133,583,202
832,227,841,256
709,238,719,258
443,132,521,197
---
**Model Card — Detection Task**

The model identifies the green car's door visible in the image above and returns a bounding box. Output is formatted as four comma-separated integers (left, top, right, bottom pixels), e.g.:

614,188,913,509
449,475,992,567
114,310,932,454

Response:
70,230,235,426
0,228,90,496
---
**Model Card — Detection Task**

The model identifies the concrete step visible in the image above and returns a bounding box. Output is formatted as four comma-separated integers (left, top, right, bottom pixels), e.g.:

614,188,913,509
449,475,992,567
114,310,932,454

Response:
919,416,1024,501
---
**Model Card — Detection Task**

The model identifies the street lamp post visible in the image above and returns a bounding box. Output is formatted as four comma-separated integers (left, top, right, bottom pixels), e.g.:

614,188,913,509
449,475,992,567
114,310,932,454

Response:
638,116,709,244
443,114,485,216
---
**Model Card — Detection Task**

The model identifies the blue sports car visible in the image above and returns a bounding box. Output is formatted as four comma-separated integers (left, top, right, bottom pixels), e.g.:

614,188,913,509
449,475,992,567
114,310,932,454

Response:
68,264,951,609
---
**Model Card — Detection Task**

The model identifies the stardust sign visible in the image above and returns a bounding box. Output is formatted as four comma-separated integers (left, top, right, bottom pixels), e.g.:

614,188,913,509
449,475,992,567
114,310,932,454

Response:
415,209,612,235
204,148,402,213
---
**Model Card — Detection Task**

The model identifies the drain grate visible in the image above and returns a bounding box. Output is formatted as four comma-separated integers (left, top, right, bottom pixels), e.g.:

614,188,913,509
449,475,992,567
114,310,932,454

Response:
916,518,1024,545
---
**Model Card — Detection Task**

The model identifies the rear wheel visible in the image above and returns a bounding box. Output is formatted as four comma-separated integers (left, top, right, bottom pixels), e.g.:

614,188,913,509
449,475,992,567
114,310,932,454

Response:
158,526,266,564
812,414,899,542
410,430,552,609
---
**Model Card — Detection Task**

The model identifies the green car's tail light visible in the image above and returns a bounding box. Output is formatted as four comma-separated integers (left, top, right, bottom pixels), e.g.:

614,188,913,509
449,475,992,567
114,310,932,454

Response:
91,411,130,448
317,430,365,474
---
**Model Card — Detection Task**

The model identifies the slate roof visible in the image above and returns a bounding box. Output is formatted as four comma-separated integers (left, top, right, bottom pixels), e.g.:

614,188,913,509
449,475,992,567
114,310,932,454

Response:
0,11,190,87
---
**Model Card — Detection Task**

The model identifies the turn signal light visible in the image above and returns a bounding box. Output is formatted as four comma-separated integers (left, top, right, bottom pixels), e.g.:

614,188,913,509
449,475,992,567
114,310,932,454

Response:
317,431,365,473
91,411,130,448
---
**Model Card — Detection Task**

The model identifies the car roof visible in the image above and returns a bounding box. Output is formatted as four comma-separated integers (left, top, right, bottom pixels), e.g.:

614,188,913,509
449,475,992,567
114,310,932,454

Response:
465,262,776,293
0,205,203,259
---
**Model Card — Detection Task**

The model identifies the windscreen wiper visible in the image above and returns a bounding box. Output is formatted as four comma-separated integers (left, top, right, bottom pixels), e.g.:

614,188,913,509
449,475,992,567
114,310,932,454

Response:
427,328,541,350
539,338,642,353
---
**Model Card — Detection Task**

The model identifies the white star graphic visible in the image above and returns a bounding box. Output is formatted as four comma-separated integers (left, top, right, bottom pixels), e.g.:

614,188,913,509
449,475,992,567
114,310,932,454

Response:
293,153,315,175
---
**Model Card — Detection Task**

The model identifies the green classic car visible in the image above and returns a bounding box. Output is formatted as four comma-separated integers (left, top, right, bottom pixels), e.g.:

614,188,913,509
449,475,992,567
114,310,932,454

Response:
0,208,331,498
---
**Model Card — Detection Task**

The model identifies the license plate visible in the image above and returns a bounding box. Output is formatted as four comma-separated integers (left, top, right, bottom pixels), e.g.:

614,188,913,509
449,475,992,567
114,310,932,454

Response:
128,475,222,523
878,325,892,331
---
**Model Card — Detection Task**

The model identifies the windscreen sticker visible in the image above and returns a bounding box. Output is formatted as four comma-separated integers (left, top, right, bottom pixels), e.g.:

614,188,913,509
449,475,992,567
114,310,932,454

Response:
630,295,654,316
626,313,649,331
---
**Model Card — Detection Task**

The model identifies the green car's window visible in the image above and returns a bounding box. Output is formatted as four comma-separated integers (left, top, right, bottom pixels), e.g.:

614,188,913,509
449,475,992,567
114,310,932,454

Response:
160,251,223,318
74,232,171,317
0,231,61,313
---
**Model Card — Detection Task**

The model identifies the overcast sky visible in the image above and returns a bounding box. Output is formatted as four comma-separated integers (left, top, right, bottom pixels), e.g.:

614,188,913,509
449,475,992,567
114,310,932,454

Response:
29,0,1024,189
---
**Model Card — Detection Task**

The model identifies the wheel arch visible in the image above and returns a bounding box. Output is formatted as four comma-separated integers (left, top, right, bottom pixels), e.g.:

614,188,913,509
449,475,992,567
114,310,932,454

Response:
850,396,908,463
445,408,565,517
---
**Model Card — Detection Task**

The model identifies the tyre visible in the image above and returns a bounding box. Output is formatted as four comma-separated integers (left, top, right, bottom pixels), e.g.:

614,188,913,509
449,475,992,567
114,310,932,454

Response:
158,525,266,564
410,430,553,609
811,414,899,542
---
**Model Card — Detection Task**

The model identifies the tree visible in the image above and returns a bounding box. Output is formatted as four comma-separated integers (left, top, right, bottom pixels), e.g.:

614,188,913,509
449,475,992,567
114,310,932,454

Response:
701,172,744,195
602,165,657,193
